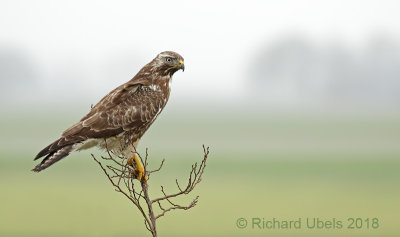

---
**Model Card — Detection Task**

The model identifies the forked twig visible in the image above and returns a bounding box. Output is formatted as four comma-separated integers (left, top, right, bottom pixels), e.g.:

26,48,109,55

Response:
91,143,210,237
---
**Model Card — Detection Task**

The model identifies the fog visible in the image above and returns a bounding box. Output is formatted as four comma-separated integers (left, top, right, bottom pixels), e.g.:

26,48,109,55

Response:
249,35,400,108
1,0,400,113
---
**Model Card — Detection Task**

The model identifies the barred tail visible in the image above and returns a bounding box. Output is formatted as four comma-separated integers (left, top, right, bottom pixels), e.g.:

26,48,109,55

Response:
32,144,75,172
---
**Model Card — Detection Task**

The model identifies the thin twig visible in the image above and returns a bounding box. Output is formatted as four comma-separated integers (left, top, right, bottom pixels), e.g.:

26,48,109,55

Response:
149,159,165,174
91,145,210,237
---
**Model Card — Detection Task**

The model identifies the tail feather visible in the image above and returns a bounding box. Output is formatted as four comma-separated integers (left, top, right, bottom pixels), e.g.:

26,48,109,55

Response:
34,138,64,160
32,145,75,172
34,143,53,160
34,136,85,172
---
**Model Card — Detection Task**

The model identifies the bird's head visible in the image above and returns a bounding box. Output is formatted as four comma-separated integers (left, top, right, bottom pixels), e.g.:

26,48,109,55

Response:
152,51,185,76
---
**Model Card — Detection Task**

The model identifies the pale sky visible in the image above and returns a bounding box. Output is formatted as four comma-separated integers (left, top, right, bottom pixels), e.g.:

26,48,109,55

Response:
1,0,400,104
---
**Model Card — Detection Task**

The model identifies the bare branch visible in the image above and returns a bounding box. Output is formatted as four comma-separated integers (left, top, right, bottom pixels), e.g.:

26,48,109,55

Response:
175,179,183,192
152,147,209,203
156,196,199,219
91,145,210,237
148,159,165,174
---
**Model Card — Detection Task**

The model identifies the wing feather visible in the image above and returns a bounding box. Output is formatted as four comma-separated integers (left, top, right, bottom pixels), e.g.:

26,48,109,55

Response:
62,83,165,139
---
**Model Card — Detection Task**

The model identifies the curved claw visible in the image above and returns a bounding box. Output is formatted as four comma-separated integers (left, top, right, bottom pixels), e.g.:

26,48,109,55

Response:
128,155,147,182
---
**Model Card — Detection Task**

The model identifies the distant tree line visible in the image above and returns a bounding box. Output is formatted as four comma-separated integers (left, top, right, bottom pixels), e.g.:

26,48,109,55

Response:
249,36,400,105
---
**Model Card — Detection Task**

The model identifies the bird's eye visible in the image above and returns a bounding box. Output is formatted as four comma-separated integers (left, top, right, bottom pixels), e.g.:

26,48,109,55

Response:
166,57,173,62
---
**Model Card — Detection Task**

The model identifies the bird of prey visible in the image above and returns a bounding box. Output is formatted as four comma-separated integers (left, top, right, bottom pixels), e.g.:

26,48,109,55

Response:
33,51,185,181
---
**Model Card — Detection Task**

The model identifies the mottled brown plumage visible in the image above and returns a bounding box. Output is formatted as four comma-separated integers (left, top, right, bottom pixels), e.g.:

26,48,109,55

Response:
33,51,184,172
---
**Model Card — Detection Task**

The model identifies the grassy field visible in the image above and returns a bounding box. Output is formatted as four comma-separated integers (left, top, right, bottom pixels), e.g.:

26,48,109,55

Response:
0,111,399,237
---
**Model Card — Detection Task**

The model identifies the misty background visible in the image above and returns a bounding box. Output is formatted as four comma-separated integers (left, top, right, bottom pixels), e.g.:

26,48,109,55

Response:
1,0,400,156
1,1,399,237
1,0,400,111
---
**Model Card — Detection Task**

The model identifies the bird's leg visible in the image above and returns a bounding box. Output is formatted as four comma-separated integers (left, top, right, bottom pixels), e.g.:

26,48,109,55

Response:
127,154,147,182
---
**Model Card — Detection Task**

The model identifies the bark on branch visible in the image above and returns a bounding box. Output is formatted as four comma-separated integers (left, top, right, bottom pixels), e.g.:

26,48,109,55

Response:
91,144,210,237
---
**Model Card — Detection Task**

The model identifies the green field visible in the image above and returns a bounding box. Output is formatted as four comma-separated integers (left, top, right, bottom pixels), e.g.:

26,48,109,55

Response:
1,111,399,237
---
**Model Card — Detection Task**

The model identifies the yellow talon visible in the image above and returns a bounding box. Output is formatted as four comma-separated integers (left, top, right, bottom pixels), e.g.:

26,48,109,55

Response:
127,155,147,182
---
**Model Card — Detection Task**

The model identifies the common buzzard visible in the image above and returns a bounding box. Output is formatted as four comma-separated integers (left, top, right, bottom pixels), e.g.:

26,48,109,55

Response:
33,51,185,181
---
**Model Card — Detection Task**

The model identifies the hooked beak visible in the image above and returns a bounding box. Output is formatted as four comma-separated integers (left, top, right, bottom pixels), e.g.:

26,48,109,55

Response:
178,59,185,72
